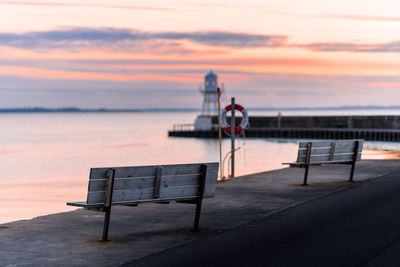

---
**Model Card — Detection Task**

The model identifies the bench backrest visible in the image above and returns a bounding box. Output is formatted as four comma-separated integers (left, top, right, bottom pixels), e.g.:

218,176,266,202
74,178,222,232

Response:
86,162,219,205
296,140,363,164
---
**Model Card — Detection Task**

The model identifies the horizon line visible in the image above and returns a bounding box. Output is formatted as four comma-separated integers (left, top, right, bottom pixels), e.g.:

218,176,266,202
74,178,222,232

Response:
2,105,400,113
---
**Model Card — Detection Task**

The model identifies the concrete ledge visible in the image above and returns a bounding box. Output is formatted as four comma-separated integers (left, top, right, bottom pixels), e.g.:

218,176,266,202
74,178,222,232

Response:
2,159,400,266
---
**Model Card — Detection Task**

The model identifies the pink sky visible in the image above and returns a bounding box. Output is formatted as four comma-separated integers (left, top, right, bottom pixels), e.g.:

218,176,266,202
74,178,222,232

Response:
1,0,400,108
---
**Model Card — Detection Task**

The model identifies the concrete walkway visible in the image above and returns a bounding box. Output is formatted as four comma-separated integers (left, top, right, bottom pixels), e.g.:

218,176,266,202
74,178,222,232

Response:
126,163,400,267
1,160,400,266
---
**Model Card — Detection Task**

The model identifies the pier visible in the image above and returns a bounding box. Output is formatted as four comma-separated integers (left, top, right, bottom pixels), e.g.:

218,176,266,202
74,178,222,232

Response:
2,160,400,266
169,115,400,141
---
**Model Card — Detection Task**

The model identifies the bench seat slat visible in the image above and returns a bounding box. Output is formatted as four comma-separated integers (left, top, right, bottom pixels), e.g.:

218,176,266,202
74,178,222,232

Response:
296,153,361,164
67,201,94,207
298,152,362,159
87,183,217,204
86,162,218,205
89,163,218,180
88,174,212,192
295,140,363,164
298,140,364,149
285,159,354,165
68,195,214,208
297,145,363,157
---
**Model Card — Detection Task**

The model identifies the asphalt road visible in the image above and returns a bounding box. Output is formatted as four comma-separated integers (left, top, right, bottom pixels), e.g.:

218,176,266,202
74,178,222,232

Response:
123,171,400,267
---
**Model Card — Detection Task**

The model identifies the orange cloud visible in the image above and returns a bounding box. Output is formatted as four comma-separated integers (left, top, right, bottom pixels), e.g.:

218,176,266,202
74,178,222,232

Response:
0,1,170,11
0,66,199,82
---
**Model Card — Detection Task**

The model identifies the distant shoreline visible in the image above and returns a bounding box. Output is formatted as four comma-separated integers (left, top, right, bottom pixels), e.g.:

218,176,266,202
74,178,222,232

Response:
0,108,197,113
3,105,400,113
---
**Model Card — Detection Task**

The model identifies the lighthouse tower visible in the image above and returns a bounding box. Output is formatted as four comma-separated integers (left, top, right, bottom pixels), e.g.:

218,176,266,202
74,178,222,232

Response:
200,71,219,116
194,71,224,130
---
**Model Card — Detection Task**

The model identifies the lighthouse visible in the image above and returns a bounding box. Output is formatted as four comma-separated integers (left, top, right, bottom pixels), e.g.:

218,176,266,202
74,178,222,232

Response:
200,71,218,115
194,71,224,130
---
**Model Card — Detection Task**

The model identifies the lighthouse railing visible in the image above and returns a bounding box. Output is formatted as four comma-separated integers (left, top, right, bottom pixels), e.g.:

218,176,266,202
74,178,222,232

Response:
172,123,195,131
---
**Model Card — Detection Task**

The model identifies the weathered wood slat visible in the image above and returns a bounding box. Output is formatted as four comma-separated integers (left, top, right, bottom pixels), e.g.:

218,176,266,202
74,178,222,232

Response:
88,174,216,192
68,195,215,208
296,153,361,164
86,162,218,204
67,201,90,207
298,140,363,149
87,184,216,204
89,162,218,180
298,143,364,151
297,146,362,157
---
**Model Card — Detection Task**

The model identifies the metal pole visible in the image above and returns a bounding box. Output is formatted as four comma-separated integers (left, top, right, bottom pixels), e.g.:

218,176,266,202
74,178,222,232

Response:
303,143,312,186
349,140,359,182
193,164,207,232
102,169,115,242
231,97,235,178
217,88,223,181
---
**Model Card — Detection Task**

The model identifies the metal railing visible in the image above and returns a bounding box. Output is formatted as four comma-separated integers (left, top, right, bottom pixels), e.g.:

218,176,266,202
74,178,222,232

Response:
172,124,195,131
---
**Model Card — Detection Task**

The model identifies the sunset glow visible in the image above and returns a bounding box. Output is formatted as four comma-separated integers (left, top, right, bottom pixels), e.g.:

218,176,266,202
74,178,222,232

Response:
1,0,400,108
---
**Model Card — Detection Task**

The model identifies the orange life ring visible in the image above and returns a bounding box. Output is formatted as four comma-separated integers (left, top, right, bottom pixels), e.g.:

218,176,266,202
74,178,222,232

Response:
221,104,249,135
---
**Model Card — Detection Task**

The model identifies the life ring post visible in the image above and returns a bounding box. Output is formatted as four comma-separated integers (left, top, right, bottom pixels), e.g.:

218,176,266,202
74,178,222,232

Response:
220,98,249,178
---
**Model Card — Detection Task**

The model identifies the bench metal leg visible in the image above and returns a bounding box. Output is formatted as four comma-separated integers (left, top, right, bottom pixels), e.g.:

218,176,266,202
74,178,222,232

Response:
349,141,359,182
303,164,310,186
349,162,356,182
303,142,312,186
193,199,203,232
193,164,207,232
349,157,357,182
102,207,112,242
100,169,116,242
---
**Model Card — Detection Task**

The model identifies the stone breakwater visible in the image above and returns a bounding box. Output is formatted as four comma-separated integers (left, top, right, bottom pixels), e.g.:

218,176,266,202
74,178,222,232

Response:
169,116,400,140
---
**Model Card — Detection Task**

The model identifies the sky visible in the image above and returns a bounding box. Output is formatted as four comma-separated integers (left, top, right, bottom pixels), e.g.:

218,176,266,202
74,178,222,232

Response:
1,0,400,108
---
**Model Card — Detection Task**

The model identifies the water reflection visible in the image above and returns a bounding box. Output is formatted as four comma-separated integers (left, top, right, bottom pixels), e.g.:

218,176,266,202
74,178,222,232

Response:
0,112,398,223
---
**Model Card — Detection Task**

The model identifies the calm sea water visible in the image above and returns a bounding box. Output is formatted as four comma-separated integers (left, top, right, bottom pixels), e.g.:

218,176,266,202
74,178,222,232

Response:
1,110,400,223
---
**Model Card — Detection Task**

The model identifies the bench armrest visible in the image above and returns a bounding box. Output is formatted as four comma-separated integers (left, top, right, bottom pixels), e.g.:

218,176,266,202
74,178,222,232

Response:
67,201,102,208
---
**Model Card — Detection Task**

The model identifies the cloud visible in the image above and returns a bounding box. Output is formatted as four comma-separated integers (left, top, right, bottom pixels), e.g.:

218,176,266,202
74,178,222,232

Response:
0,28,287,50
0,1,170,11
67,57,321,67
295,41,400,53
0,56,327,80
4,27,400,54
277,89,336,97
155,31,286,47
323,14,400,23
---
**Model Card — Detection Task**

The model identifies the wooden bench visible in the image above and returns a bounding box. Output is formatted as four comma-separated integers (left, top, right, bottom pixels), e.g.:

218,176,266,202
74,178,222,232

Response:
67,162,218,241
283,140,363,185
